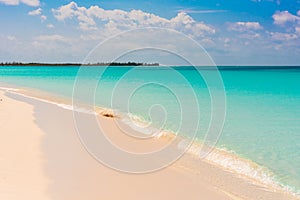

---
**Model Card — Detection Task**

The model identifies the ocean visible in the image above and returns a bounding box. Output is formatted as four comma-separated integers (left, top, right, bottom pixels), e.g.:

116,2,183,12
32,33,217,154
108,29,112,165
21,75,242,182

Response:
0,65,299,195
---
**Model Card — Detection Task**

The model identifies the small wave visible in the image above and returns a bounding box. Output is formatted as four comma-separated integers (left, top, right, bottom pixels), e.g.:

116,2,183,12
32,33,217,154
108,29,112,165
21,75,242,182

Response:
120,112,179,139
4,88,96,115
121,113,162,136
178,139,300,197
0,86,20,92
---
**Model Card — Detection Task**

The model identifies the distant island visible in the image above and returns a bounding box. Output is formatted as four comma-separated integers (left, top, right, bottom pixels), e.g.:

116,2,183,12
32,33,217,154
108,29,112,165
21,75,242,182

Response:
0,62,159,66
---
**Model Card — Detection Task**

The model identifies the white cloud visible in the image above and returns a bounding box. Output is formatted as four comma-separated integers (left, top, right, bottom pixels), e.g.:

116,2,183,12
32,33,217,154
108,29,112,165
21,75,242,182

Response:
0,0,39,6
239,33,261,39
47,24,54,28
272,10,300,40
228,22,263,32
21,0,38,6
33,34,70,51
270,32,298,41
28,7,47,21
33,34,69,49
40,15,47,21
35,34,68,42
251,0,281,4
7,35,16,41
52,1,215,37
272,10,300,25
52,1,77,20
223,38,230,47
28,8,42,16
0,0,18,5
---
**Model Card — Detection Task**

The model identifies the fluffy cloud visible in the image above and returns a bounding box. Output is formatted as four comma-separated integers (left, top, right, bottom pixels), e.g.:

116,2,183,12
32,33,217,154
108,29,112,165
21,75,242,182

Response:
0,0,39,6
228,22,263,32
272,10,300,40
28,8,42,16
272,10,300,25
52,1,215,37
28,7,47,21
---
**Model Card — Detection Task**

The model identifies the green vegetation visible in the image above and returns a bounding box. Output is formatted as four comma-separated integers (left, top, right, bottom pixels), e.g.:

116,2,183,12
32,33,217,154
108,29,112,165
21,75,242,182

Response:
0,62,159,66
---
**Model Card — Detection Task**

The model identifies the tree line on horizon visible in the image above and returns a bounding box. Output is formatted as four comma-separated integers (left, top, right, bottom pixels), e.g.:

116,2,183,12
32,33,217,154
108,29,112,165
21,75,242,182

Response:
0,62,159,66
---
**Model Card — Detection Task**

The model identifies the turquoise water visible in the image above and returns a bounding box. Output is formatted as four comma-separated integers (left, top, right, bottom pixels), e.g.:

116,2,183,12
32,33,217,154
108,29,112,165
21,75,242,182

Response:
0,66,300,193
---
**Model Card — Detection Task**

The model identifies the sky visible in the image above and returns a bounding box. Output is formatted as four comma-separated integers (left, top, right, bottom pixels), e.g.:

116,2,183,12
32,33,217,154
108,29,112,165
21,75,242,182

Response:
0,0,300,65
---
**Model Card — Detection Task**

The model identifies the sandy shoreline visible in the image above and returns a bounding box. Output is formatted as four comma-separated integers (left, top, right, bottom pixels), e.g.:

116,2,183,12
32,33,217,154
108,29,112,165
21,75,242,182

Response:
0,87,299,200
0,90,50,200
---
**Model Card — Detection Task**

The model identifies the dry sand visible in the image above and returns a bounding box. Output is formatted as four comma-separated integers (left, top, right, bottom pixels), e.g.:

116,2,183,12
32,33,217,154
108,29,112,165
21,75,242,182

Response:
0,89,299,200
0,90,50,200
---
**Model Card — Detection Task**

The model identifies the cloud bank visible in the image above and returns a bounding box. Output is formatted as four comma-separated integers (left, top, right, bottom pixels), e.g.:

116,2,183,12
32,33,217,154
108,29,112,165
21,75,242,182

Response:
0,0,39,6
228,22,263,32
52,1,215,38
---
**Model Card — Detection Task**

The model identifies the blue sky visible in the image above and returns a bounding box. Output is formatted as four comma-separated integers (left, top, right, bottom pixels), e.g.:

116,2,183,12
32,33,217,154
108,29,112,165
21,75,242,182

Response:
0,0,300,65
